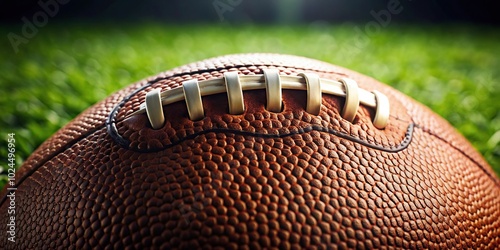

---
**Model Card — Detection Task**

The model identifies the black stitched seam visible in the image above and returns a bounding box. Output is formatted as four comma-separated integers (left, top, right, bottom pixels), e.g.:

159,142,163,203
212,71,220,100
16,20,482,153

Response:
107,64,402,153
112,123,415,154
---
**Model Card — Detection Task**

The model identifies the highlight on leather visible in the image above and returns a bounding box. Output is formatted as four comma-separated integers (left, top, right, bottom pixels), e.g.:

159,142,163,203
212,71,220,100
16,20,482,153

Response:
136,72,391,130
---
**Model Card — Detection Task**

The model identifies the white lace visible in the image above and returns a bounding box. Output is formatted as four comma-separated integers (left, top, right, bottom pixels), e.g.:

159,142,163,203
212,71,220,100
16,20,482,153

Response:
135,70,390,130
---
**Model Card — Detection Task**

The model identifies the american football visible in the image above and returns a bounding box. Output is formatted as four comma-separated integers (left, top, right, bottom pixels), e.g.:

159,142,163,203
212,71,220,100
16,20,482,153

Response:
1,53,499,249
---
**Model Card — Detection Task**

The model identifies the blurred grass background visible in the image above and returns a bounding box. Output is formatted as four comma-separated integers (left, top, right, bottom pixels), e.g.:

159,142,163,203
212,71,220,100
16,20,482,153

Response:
0,23,499,190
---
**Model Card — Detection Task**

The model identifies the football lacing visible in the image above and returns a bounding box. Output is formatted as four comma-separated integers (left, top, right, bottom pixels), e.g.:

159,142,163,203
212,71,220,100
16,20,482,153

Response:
134,70,390,130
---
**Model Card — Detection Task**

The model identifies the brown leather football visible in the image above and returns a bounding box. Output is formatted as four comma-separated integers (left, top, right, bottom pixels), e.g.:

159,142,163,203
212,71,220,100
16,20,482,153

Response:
1,54,499,249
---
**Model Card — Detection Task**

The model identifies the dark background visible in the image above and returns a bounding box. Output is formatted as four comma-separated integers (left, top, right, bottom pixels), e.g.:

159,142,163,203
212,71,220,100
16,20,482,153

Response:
1,0,499,25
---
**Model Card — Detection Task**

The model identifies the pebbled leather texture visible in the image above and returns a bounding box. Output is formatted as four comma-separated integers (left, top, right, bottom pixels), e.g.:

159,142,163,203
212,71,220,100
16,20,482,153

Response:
1,54,499,249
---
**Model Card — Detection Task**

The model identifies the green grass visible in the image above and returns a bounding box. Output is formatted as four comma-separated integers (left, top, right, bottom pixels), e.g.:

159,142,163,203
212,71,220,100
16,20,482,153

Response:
1,22,499,190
